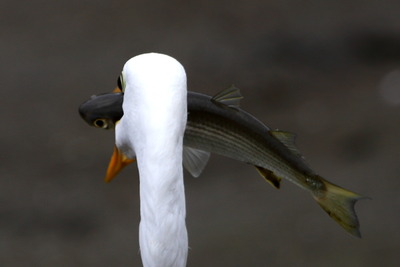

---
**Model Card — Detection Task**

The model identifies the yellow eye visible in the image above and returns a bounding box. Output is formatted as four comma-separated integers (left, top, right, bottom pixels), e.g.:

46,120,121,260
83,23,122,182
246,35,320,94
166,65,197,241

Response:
117,73,126,92
93,119,108,129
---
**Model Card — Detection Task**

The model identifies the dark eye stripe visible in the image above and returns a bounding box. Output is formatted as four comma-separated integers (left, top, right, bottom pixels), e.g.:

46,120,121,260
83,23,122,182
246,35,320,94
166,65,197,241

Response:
117,75,122,90
117,73,126,92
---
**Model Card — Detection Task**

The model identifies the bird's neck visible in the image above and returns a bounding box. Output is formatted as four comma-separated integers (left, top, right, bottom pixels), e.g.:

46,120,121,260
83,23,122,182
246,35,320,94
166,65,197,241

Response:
136,135,188,267
124,86,188,267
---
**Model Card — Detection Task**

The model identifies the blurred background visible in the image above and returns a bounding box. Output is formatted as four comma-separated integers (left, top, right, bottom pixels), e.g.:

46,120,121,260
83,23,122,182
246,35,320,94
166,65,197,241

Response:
1,0,400,266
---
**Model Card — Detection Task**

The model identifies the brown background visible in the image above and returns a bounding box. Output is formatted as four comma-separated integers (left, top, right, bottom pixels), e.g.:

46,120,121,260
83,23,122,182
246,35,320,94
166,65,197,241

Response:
2,0,399,266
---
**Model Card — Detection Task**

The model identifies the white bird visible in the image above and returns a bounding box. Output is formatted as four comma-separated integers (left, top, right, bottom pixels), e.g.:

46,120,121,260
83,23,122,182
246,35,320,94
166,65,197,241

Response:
107,53,188,267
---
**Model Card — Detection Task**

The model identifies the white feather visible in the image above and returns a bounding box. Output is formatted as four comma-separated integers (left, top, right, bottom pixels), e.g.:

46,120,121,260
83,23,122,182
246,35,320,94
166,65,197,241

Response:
116,53,188,267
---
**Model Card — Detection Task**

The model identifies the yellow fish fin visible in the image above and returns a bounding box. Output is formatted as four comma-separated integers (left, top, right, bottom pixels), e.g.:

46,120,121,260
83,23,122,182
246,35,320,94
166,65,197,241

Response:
313,175,368,238
255,166,281,189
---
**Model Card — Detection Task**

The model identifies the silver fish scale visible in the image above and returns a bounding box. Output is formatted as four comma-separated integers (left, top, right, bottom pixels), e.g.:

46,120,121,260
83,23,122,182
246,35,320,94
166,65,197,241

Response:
184,118,316,192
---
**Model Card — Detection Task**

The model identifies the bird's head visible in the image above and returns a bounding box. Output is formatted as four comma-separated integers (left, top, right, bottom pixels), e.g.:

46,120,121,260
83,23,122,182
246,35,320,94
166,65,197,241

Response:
78,80,134,182
80,53,187,184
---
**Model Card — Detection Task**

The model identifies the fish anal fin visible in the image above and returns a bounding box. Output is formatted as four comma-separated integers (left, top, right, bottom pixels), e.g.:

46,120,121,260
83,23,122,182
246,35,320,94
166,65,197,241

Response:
255,166,281,189
211,85,243,108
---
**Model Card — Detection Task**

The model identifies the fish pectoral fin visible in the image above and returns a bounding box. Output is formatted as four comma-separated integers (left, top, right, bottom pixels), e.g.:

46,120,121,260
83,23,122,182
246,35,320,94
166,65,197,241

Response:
183,146,211,177
211,85,243,108
255,166,281,189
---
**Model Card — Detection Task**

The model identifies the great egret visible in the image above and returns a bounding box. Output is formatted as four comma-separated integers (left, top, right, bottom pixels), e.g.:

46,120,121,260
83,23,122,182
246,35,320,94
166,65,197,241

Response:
109,53,188,267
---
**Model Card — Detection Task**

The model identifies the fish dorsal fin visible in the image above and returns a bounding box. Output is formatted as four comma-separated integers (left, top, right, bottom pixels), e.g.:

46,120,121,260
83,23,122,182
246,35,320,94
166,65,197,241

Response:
183,146,211,177
255,166,281,189
270,130,301,156
211,85,243,108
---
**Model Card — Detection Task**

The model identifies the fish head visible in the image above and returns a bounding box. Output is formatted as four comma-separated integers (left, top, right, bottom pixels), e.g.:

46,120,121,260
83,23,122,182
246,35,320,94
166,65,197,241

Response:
78,91,124,129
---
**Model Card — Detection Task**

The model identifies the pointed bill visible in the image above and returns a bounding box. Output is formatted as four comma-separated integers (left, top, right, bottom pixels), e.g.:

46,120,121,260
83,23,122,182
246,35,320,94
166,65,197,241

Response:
105,145,135,182
112,87,122,93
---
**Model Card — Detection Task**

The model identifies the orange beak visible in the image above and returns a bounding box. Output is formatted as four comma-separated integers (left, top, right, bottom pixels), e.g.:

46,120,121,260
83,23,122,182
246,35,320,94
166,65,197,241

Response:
112,87,122,93
105,145,135,183
105,88,129,182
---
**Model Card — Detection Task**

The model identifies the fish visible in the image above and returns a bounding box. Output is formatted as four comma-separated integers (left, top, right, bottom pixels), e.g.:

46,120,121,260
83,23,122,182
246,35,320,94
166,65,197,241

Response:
79,86,366,237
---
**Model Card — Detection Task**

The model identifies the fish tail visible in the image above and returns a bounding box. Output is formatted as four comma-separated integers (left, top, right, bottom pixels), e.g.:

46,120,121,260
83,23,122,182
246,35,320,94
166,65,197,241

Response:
312,175,366,238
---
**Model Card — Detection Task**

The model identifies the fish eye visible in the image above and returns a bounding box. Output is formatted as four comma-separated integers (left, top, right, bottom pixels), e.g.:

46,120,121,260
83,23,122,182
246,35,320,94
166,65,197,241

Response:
93,118,108,129
117,73,126,92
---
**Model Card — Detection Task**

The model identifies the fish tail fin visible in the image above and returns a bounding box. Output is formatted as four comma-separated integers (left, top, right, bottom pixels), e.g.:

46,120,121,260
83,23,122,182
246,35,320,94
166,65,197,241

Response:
312,176,366,238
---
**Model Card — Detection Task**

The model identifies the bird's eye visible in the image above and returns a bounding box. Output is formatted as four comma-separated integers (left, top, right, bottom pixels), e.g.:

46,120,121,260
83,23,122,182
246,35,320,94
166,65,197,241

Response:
93,118,108,129
117,73,126,92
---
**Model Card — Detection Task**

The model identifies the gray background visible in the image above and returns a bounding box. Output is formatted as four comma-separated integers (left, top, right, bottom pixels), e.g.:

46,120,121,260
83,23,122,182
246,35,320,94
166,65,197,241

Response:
2,0,399,266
